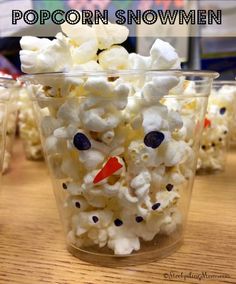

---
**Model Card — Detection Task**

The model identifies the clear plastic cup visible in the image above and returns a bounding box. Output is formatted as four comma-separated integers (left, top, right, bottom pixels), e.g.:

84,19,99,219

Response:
197,81,236,174
18,85,44,161
22,70,218,265
0,77,15,175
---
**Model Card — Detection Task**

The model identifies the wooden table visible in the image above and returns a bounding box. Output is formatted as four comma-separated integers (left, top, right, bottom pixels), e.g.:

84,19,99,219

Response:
0,140,235,284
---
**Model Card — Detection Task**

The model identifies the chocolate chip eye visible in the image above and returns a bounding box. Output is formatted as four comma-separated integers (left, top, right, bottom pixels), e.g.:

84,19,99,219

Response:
166,184,174,191
220,107,226,115
144,131,165,148
135,216,144,223
73,132,91,151
114,218,123,226
75,201,80,208
62,183,67,189
152,203,161,210
219,137,222,142
92,216,99,223
201,145,206,150
212,143,216,147
224,130,228,135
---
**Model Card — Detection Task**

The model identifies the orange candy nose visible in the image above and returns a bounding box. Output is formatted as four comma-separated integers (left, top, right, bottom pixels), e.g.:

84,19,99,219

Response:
93,157,123,184
204,118,211,128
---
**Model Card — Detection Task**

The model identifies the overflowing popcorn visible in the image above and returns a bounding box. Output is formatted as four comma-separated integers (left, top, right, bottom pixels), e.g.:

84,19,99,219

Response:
18,85,43,160
20,21,206,255
197,83,236,173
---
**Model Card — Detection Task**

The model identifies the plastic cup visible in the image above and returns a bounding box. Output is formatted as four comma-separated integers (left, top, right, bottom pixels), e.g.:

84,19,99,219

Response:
21,70,218,265
0,77,15,175
197,81,236,174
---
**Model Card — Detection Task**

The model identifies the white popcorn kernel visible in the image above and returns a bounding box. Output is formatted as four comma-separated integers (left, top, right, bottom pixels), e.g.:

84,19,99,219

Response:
70,40,98,64
79,149,105,170
163,140,188,167
150,39,180,69
20,36,51,51
61,21,97,45
93,22,129,50
107,226,140,255
20,34,72,73
128,53,151,70
66,182,83,195
142,76,180,104
101,130,115,145
98,46,129,70
84,77,113,97
155,191,179,211
61,156,80,180
168,110,183,131
142,105,168,134
113,82,130,110
81,108,120,132
44,135,65,154
57,98,80,125
41,116,62,137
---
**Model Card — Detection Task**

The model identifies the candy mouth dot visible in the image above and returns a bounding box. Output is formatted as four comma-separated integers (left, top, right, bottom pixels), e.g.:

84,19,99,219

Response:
144,131,165,149
73,132,91,151
166,184,174,191
212,143,216,147
62,183,67,189
114,218,123,226
152,203,161,210
201,145,206,150
219,137,222,142
75,201,80,208
92,216,99,223
135,216,144,223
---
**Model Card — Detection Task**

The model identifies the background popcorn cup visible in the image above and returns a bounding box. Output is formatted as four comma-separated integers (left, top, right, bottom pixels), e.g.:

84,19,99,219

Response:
0,77,15,175
18,85,44,161
22,70,218,264
197,81,236,174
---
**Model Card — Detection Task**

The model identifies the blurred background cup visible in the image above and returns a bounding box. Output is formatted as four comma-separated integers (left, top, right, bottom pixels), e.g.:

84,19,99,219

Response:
18,84,44,161
0,77,15,176
197,80,236,174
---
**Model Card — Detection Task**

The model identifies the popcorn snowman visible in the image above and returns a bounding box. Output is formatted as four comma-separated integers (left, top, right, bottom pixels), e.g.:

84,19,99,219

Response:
20,20,206,256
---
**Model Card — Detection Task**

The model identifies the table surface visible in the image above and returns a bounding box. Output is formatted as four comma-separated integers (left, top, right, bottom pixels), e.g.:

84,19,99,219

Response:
0,140,235,284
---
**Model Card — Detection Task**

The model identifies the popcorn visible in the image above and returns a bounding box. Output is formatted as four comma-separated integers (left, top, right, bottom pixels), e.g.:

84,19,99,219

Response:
98,46,129,70
150,39,180,69
20,19,203,256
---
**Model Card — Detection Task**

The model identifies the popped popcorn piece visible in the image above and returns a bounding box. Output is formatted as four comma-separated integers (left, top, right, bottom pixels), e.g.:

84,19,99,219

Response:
98,46,129,70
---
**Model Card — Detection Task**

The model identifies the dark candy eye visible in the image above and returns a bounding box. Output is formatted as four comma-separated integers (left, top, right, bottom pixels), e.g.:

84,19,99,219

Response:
166,184,174,191
144,131,165,148
73,132,91,151
212,143,216,147
220,107,226,115
92,216,99,223
201,145,206,150
219,137,222,142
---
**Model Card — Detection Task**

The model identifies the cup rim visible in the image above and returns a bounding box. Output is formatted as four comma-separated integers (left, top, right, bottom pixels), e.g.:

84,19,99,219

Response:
20,69,219,81
213,80,236,85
